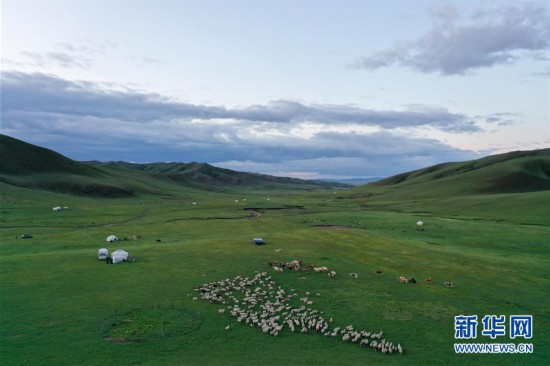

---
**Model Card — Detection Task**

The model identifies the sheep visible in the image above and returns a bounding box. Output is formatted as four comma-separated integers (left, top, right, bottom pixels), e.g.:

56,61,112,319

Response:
194,271,403,355
328,271,336,279
349,272,358,279
397,276,408,283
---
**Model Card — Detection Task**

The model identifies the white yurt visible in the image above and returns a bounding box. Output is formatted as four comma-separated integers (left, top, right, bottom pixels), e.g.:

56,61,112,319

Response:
111,249,129,263
106,235,118,242
98,248,109,260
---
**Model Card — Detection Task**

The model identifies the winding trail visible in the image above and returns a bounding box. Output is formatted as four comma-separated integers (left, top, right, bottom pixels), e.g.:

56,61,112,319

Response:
76,206,151,229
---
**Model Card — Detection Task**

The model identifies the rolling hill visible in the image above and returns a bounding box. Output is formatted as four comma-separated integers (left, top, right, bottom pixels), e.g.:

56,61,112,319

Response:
87,160,347,190
0,134,98,176
357,148,550,199
2,134,549,199
348,148,550,225
0,134,347,196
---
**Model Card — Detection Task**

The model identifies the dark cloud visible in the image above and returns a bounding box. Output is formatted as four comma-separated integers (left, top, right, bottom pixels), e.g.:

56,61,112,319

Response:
213,132,479,178
235,100,478,132
1,71,483,178
355,3,550,75
1,71,479,132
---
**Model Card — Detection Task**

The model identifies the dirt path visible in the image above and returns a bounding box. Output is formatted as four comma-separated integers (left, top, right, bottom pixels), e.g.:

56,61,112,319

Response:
77,206,151,228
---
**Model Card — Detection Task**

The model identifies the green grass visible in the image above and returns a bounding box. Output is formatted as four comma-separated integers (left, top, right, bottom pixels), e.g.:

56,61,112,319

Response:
362,148,550,197
1,183,549,365
0,134,348,198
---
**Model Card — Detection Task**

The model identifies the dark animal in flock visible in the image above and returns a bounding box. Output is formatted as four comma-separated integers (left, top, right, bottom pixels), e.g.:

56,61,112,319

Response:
375,270,384,275
156,239,162,243
425,278,432,283
408,277,417,284
272,259,332,276
268,260,303,271
444,281,454,287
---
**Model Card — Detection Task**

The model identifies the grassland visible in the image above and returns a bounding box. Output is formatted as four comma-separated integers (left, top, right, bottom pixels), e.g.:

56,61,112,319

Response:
1,181,548,365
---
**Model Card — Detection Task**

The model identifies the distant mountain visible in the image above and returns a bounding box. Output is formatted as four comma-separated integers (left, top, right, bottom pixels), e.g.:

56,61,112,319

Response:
356,148,550,198
321,177,384,186
87,160,350,190
0,134,347,196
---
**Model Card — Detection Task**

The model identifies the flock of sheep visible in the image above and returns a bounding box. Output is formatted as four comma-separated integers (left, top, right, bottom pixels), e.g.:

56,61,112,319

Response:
195,271,403,355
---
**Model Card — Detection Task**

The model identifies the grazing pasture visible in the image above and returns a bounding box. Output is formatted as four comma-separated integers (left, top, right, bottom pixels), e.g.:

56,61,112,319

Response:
0,184,549,365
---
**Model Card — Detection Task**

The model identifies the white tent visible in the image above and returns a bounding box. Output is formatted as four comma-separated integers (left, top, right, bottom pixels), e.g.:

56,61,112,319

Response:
106,235,118,242
111,249,129,263
98,248,109,260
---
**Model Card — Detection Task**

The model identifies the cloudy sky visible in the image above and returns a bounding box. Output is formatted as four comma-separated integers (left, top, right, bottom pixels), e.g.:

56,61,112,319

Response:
2,0,549,179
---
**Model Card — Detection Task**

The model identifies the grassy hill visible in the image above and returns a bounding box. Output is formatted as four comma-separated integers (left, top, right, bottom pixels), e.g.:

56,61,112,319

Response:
0,135,136,197
358,148,550,198
0,134,98,176
0,134,347,197
88,161,348,190
345,149,550,226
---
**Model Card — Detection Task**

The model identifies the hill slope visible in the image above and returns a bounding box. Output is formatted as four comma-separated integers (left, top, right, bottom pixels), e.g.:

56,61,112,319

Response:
0,135,136,196
88,161,348,190
356,148,550,199
0,135,347,196
0,134,98,176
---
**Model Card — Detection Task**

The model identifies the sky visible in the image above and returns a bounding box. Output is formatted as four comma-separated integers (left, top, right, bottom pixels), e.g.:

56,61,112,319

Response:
1,0,549,179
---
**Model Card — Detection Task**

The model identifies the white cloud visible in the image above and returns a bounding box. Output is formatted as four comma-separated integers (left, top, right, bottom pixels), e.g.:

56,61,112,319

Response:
355,3,550,75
